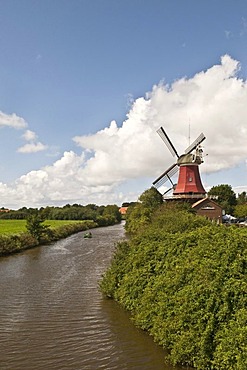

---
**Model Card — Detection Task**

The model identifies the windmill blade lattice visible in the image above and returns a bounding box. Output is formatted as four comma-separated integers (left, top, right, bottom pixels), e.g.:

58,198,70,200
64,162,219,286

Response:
184,133,206,154
153,163,178,188
157,127,179,158
163,186,174,195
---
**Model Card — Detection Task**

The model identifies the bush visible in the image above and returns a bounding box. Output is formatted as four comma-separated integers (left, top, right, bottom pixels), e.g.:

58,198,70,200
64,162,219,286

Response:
0,233,38,256
100,205,247,369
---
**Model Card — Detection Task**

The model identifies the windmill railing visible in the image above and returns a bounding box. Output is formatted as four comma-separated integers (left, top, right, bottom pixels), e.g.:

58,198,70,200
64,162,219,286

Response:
163,194,208,200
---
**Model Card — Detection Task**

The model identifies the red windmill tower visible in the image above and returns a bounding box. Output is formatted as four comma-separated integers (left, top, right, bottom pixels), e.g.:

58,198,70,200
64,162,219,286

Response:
153,127,206,199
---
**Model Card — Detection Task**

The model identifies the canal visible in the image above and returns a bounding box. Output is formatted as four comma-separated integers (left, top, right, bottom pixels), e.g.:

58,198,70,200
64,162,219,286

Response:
0,222,187,369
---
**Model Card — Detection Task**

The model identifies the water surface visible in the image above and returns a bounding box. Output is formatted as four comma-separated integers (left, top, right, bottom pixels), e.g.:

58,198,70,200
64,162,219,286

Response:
0,223,188,369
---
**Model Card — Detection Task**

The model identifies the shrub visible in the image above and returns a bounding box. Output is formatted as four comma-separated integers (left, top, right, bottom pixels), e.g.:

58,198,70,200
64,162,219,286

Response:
0,233,38,256
100,205,247,369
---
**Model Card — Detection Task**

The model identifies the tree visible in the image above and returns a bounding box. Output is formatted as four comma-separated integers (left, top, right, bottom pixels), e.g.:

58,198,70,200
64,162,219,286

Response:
125,187,163,234
26,211,50,242
139,187,163,209
234,204,247,219
102,205,122,224
237,191,247,205
208,184,237,214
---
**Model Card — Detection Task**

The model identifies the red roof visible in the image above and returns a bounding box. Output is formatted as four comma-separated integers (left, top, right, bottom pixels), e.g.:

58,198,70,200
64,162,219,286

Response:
119,207,128,215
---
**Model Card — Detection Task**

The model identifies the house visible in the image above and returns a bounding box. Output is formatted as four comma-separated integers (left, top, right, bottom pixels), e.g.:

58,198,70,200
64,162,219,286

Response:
119,207,128,215
192,197,223,223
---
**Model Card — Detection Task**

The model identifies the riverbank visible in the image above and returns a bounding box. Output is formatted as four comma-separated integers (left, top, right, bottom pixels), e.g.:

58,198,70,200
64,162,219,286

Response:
0,220,97,257
100,204,247,369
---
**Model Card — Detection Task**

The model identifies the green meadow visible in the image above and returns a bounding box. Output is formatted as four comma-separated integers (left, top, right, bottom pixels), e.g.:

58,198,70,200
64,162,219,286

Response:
0,219,84,235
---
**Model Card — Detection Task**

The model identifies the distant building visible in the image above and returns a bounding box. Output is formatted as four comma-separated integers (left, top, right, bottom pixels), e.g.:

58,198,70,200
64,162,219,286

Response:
192,197,223,223
119,207,128,215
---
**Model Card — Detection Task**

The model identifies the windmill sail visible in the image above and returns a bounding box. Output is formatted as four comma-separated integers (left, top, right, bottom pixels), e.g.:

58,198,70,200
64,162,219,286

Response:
153,163,178,188
163,186,174,195
184,133,206,154
157,127,179,158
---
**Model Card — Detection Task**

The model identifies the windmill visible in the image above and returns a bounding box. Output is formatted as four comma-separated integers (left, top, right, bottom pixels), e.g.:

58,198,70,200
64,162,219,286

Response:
153,127,206,197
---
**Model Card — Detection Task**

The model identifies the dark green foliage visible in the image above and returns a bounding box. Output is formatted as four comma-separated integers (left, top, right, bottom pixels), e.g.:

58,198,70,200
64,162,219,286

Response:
139,187,164,209
0,203,122,224
101,205,122,224
100,204,247,369
26,211,50,242
125,187,163,235
122,202,137,207
0,233,38,255
208,184,237,214
237,191,247,205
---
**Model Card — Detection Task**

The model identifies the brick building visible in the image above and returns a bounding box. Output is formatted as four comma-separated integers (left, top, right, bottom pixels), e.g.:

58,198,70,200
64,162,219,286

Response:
192,197,223,223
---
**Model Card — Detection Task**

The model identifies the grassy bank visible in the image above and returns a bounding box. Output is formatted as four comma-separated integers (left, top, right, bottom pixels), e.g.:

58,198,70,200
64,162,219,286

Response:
0,219,96,256
100,203,247,369
0,219,89,235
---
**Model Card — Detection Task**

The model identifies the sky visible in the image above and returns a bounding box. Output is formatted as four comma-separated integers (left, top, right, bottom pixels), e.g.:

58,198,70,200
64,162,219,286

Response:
1,0,247,209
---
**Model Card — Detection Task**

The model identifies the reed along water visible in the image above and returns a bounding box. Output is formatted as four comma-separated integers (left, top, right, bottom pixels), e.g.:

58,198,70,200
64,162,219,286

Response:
0,222,188,370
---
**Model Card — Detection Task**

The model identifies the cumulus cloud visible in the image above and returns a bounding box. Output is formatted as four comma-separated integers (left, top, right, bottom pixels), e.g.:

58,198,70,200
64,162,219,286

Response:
1,54,247,208
0,111,27,129
0,151,116,208
17,129,47,153
22,130,37,141
0,112,48,154
17,142,48,153
74,55,247,180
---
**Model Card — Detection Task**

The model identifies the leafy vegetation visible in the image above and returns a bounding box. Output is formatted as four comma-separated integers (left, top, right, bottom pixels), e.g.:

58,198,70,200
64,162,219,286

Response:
208,184,237,214
100,188,247,369
234,204,247,219
237,191,247,205
0,203,122,224
26,210,50,242
125,187,163,234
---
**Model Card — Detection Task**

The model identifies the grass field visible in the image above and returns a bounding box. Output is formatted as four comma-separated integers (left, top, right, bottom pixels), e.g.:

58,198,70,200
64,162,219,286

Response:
0,220,84,235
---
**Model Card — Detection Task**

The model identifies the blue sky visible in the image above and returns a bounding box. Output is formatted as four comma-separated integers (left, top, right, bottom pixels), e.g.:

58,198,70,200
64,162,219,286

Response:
1,0,247,208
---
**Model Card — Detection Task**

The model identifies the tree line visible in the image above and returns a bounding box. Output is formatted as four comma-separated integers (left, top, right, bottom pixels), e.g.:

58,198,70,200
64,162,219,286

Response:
0,203,122,225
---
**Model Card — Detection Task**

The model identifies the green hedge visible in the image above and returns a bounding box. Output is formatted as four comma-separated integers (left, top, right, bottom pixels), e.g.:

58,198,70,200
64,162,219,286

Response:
0,220,97,256
100,205,247,369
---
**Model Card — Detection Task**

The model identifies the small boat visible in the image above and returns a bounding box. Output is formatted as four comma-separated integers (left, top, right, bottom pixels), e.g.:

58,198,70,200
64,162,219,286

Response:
84,232,92,239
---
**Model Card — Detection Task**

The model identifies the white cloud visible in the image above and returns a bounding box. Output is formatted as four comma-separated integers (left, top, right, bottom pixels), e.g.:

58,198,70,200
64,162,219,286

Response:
0,111,48,154
74,55,247,180
17,142,48,153
0,111,27,129
18,129,47,153
240,17,247,36
22,130,37,141
1,151,116,207
1,55,247,208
